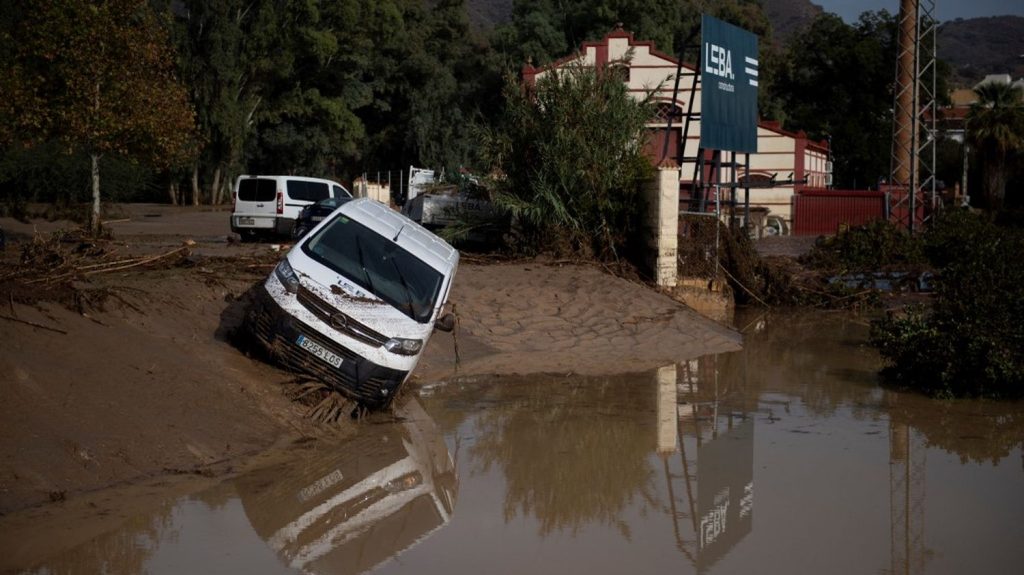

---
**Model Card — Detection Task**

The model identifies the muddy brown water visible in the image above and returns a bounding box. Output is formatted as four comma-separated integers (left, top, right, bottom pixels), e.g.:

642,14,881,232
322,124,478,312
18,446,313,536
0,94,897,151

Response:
10,311,1024,574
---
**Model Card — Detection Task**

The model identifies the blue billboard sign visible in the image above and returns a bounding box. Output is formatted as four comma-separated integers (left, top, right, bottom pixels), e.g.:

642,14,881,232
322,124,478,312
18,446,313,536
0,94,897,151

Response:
700,15,759,153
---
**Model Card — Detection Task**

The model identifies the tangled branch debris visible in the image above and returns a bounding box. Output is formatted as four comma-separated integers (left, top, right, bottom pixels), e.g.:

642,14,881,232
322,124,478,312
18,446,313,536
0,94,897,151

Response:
281,378,355,424
0,229,192,311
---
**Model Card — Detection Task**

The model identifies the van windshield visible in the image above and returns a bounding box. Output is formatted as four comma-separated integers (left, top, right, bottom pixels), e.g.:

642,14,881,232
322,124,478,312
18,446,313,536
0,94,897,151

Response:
301,215,443,323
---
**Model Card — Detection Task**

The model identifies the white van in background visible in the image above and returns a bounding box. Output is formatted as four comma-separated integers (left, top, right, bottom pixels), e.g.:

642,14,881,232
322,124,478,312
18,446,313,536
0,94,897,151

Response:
246,198,459,409
231,175,352,240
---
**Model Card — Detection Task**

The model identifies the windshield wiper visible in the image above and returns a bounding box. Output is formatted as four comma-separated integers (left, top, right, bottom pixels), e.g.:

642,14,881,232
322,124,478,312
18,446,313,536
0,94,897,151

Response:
389,256,417,318
354,235,377,295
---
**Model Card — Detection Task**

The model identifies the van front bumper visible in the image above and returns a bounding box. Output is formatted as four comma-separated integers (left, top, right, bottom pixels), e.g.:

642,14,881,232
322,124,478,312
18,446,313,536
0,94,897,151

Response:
246,287,408,408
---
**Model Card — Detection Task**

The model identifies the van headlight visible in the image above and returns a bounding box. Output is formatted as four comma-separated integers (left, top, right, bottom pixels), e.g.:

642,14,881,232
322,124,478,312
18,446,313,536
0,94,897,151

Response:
384,337,422,355
274,258,300,293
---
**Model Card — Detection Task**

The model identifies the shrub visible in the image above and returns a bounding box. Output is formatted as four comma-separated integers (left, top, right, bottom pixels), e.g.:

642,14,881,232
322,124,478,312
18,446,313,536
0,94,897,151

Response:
801,218,926,272
870,210,1024,398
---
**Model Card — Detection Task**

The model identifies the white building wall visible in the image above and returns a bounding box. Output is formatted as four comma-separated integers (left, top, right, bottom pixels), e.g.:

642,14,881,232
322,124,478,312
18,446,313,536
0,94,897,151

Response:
532,31,831,229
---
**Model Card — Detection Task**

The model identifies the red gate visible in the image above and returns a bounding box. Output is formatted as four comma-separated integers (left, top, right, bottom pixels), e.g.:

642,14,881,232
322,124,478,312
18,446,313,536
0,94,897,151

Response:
792,189,889,236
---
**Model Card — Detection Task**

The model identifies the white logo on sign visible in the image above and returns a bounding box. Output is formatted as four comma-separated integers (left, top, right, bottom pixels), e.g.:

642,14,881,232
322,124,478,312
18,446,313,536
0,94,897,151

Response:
745,56,759,88
704,42,735,80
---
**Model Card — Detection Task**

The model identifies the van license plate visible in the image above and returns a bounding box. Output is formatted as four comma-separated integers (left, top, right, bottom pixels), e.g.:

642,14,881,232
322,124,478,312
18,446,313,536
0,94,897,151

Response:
296,335,343,368
237,216,255,226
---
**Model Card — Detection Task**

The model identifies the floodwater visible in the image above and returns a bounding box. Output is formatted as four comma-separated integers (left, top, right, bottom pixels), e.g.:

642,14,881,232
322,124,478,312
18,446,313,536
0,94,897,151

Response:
15,311,1024,574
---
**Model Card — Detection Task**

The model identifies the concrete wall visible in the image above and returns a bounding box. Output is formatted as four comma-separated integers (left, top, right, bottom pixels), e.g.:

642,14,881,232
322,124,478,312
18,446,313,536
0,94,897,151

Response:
353,178,391,206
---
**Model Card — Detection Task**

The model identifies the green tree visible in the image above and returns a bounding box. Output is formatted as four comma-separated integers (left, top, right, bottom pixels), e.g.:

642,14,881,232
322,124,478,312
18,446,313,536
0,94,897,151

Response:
246,0,368,176
482,62,653,259
966,81,1024,212
775,11,897,188
492,0,773,70
170,0,271,205
491,0,568,68
1,0,196,232
343,0,504,176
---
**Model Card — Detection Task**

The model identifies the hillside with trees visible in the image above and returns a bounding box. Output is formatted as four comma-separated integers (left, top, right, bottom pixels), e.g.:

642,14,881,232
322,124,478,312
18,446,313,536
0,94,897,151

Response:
937,16,1024,85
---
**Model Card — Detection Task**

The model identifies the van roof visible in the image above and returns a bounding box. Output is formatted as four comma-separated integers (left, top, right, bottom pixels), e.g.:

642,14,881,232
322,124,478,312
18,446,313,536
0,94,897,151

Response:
237,174,341,184
340,198,459,273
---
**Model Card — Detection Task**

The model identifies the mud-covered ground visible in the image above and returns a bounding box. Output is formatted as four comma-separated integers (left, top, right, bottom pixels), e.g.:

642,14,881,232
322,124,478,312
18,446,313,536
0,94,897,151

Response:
0,205,741,517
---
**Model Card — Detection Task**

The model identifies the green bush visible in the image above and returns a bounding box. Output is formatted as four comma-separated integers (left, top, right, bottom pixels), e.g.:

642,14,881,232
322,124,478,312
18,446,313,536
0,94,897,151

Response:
801,218,926,272
870,210,1024,398
479,64,653,260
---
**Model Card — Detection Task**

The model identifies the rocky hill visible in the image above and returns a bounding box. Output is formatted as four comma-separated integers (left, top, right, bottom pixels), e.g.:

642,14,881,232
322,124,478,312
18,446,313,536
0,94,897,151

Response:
938,16,1024,85
763,0,822,40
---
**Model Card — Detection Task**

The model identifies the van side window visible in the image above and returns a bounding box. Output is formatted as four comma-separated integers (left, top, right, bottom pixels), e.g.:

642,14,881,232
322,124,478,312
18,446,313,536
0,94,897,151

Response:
287,180,330,202
238,178,276,202
332,185,351,199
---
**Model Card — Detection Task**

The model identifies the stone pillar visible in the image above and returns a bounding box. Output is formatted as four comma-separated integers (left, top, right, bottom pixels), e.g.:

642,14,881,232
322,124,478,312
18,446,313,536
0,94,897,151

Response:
646,162,680,287
656,363,679,455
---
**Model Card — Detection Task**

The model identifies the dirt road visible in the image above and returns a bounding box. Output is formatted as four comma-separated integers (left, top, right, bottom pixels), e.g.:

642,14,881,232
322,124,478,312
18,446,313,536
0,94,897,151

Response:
0,205,740,516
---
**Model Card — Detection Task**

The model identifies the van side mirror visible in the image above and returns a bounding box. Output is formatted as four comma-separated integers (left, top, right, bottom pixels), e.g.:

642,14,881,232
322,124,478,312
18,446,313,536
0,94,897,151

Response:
435,312,455,333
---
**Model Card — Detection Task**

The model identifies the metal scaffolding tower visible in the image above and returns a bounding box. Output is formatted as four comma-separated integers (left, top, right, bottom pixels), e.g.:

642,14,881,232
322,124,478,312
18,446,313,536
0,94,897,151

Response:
889,0,938,233
889,421,928,575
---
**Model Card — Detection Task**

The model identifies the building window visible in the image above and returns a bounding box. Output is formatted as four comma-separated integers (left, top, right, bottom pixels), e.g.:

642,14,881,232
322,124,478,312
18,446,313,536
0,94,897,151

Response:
653,102,682,123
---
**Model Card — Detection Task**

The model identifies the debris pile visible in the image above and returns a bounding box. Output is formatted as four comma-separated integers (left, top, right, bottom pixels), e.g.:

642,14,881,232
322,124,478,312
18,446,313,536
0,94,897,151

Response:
0,228,192,311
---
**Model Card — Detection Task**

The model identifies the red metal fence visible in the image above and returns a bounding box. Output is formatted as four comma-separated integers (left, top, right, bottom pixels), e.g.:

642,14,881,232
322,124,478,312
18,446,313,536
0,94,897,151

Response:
791,188,889,236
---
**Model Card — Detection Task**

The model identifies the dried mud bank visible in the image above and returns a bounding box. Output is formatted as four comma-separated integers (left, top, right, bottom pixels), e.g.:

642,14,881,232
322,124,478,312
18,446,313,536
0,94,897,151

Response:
1,250,740,516
417,262,742,381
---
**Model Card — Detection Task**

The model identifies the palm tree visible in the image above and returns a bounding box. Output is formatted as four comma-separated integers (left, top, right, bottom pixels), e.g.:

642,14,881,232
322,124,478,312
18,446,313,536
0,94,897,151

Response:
966,81,1024,212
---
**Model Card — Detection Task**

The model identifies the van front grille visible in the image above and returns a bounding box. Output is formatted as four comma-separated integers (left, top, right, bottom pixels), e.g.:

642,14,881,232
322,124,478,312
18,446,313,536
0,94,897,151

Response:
296,285,389,348
247,289,404,407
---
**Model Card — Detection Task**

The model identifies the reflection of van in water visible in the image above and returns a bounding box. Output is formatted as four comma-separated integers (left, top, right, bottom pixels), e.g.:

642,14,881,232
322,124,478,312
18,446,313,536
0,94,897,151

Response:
235,399,456,574
246,198,458,408
231,175,352,240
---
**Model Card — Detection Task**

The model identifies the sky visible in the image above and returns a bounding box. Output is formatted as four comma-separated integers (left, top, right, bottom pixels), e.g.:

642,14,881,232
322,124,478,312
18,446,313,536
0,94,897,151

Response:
813,0,1024,23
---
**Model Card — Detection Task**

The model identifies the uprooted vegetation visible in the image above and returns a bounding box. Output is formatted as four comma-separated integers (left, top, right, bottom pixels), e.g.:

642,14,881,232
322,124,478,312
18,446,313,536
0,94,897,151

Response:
730,218,939,309
0,228,192,317
677,217,799,307
791,219,932,308
679,218,924,309
0,228,280,313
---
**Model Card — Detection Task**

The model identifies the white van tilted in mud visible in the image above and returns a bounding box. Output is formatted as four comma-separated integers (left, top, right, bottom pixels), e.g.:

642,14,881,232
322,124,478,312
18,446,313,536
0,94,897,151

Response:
231,175,352,240
246,198,458,408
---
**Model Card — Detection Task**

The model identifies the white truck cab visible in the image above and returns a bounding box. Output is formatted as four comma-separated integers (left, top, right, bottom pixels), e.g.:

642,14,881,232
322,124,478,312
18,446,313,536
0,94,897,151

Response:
247,198,458,408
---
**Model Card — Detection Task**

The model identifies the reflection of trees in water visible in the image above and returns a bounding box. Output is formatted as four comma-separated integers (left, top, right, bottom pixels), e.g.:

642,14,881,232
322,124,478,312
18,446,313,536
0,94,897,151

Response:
468,374,658,537
35,500,178,575
737,309,1024,465
889,398,1024,465
729,310,885,419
